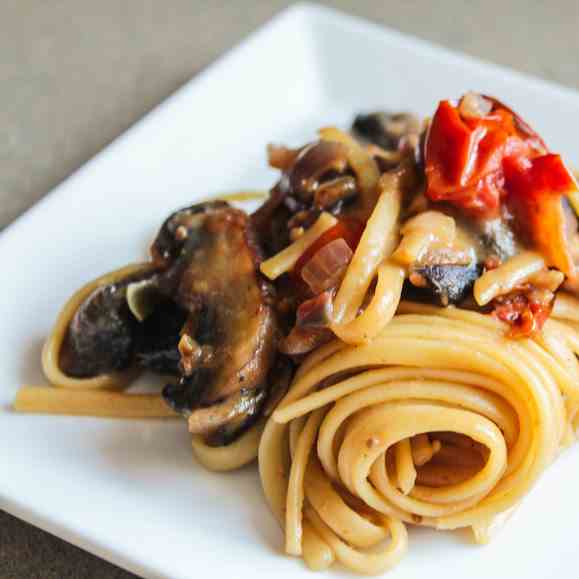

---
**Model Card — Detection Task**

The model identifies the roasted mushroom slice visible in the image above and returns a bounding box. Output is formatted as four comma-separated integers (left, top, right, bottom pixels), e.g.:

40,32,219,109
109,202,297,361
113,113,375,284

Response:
407,262,481,306
251,182,294,257
352,112,421,151
150,200,229,267
160,203,278,444
43,263,155,389
135,298,187,376
189,388,267,447
60,279,141,378
262,356,294,417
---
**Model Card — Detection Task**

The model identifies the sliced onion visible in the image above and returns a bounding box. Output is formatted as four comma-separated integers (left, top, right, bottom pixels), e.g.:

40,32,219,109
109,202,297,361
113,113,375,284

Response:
301,238,353,294
297,291,334,328
279,326,332,356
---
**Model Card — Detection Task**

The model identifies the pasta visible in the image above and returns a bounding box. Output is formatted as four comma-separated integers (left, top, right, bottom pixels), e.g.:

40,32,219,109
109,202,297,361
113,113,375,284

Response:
260,301,579,574
190,420,265,471
14,387,176,418
261,212,338,280
473,252,546,305
14,93,579,575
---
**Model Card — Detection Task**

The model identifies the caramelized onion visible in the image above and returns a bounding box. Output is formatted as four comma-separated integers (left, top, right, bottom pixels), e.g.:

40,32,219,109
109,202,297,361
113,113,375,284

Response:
278,326,332,356
301,238,353,294
296,291,334,328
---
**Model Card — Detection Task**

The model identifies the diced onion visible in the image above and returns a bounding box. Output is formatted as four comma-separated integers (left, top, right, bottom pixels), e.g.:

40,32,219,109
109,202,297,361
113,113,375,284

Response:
301,238,353,294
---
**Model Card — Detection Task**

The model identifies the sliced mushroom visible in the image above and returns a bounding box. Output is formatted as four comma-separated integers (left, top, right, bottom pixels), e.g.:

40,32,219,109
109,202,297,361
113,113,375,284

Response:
186,388,267,447
134,298,187,376
352,112,421,151
150,200,229,268
160,203,278,443
407,262,481,306
126,277,163,322
262,356,294,417
251,182,294,257
59,268,155,378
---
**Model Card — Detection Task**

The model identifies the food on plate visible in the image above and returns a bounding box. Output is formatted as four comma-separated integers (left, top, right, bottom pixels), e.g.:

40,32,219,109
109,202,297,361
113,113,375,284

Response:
14,93,579,575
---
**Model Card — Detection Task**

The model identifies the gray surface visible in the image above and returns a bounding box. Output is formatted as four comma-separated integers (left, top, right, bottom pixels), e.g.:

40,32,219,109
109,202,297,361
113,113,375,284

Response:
1,1,578,577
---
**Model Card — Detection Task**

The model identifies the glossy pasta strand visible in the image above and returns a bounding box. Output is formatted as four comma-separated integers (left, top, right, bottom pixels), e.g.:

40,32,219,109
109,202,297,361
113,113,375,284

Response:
259,309,579,574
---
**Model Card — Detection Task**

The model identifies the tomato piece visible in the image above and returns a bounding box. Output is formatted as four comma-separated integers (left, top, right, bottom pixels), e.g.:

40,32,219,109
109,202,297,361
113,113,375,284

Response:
492,288,553,337
426,101,475,189
505,154,578,278
292,219,364,281
425,96,546,217
425,94,578,280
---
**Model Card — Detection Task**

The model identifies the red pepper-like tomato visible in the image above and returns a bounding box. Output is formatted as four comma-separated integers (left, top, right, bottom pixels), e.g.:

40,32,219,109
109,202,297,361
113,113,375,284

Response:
425,97,545,216
505,154,577,277
425,94,578,277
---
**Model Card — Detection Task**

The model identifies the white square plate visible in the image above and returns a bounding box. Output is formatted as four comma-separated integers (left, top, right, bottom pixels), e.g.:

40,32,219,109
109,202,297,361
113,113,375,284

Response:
2,4,579,578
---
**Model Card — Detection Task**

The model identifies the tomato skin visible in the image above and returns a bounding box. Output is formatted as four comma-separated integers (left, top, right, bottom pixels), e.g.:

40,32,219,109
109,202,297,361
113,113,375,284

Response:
505,154,577,277
425,95,578,278
292,219,364,281
425,99,546,217
426,101,475,190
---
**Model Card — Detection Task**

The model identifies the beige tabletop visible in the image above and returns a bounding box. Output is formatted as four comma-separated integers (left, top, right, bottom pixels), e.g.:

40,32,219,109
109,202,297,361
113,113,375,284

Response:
1,1,578,577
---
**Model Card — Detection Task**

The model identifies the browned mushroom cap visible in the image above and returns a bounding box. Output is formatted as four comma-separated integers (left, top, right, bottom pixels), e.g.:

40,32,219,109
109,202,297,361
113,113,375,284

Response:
352,112,421,151
150,200,229,267
407,263,481,307
54,261,189,381
43,263,155,390
160,203,278,443
58,266,156,379
51,203,223,384
134,297,187,376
